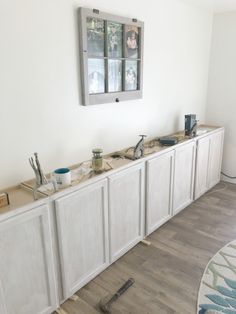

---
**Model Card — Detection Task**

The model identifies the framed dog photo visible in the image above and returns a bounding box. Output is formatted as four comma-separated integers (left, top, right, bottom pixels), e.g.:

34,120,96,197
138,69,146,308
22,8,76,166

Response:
107,22,123,58
88,59,105,94
125,60,138,91
125,25,139,58
87,17,105,57
108,59,122,92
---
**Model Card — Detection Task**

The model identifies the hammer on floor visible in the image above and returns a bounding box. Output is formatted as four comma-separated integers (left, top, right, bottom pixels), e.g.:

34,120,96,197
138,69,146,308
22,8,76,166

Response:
99,278,135,313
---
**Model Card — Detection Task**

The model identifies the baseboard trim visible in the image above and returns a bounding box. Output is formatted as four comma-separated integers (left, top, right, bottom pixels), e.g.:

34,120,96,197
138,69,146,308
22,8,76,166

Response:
221,175,236,184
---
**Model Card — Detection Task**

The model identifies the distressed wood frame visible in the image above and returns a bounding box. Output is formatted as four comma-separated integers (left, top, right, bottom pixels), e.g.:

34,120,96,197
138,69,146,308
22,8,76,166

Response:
79,7,144,106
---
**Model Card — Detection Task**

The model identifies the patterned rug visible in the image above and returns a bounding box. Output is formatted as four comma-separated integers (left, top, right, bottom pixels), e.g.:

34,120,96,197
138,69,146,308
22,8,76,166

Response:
198,240,236,314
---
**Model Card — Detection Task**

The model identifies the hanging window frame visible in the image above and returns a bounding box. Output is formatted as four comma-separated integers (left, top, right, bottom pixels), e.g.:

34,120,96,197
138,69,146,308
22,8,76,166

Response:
79,7,144,106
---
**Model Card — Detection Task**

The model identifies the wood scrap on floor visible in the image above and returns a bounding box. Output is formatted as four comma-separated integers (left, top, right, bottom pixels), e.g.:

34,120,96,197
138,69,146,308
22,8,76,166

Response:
141,239,151,246
55,307,69,314
69,294,79,302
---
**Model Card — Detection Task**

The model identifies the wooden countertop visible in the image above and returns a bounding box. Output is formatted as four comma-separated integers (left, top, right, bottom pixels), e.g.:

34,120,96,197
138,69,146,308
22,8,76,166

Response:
0,186,46,220
0,124,223,216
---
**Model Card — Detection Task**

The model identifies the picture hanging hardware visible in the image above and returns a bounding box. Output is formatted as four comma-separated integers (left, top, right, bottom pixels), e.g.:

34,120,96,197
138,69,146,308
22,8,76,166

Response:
93,9,100,14
132,18,138,22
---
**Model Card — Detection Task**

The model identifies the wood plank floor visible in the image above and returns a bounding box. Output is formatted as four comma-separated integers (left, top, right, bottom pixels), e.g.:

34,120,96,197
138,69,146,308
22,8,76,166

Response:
55,182,236,314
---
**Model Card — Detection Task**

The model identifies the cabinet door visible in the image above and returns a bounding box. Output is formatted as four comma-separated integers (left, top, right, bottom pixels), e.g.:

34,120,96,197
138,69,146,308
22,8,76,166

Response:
108,163,145,262
146,151,174,235
208,130,224,189
173,141,196,215
55,180,109,299
0,205,57,314
194,136,211,199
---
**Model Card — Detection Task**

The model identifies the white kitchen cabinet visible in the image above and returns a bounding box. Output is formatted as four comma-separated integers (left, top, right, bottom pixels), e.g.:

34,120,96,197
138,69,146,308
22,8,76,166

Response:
208,130,224,189
194,129,224,199
173,141,196,215
55,179,109,299
194,136,211,199
146,150,174,235
108,163,145,262
0,204,57,314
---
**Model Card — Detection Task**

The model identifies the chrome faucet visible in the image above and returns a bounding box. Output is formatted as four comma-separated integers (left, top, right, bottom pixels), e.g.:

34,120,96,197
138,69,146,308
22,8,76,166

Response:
133,135,147,159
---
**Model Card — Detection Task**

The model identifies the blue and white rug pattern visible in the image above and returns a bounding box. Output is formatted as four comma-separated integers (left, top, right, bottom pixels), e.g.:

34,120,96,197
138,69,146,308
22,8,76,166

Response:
198,240,236,314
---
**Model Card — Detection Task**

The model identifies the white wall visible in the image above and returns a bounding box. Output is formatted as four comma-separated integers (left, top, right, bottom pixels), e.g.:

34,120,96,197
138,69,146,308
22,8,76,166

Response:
206,11,236,183
0,0,212,189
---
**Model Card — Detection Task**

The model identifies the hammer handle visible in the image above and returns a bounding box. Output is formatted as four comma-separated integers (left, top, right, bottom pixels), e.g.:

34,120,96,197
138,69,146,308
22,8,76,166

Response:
115,278,135,297
100,278,135,313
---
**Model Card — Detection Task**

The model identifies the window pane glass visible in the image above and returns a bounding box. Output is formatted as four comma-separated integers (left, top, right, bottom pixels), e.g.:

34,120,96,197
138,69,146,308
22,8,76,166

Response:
125,25,139,58
107,22,123,58
88,59,105,94
108,60,122,92
125,60,138,91
87,18,105,57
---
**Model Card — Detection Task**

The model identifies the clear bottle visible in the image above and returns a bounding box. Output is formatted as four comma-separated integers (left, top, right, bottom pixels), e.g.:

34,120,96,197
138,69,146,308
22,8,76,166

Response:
92,148,103,173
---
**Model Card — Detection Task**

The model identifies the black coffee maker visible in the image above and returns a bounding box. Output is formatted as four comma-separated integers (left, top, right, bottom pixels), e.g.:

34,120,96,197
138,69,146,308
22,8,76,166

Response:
185,114,197,137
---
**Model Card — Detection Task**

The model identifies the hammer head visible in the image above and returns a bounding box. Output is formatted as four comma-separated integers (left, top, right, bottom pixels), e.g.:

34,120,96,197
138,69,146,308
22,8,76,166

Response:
99,295,112,314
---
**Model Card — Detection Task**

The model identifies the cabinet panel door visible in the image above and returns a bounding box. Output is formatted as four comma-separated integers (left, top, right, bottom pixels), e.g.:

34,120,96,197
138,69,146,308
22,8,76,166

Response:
146,151,174,235
108,163,145,262
194,136,210,199
208,130,224,189
0,205,57,314
55,180,109,299
173,142,196,215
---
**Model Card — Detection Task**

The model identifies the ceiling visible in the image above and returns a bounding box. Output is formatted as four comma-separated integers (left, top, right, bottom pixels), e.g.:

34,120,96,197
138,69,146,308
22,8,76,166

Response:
184,0,236,13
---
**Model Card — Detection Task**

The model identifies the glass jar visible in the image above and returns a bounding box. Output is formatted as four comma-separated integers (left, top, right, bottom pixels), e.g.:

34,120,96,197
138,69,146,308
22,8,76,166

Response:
92,148,103,173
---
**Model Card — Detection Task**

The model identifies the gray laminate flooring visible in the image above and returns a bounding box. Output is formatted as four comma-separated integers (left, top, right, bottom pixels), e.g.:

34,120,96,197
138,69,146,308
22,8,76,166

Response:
54,181,236,314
